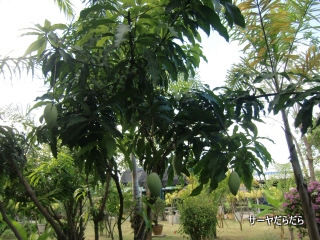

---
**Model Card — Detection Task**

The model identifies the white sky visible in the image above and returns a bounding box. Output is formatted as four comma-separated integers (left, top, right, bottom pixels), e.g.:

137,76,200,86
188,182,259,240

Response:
0,0,291,169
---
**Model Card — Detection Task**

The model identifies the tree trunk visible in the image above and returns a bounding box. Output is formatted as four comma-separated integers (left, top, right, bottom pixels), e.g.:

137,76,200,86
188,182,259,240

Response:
132,154,141,212
94,220,99,240
302,135,316,181
0,201,24,240
87,173,111,240
111,173,124,240
292,134,309,178
281,110,320,240
9,157,67,239
146,201,152,240
79,199,85,240
65,201,78,240
131,154,145,240
289,227,295,240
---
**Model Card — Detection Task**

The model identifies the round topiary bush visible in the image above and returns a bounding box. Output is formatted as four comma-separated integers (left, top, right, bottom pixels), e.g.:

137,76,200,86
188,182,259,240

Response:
179,197,217,240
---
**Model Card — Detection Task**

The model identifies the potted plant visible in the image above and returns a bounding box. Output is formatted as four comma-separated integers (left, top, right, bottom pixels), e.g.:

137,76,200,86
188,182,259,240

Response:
152,198,166,235
35,214,46,235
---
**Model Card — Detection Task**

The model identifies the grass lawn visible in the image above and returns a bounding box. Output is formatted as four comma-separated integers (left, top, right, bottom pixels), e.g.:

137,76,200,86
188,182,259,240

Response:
85,219,309,240
0,219,309,239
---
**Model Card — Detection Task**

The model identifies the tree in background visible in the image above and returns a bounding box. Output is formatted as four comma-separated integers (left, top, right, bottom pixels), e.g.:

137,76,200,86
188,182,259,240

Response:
226,0,320,238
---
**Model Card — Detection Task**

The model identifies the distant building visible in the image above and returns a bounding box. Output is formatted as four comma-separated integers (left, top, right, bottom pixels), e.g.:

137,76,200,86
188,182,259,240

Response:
121,168,187,199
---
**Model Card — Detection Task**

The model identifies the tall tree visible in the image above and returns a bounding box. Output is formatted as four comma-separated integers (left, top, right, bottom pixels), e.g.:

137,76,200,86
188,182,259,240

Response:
227,0,320,238
2,0,275,239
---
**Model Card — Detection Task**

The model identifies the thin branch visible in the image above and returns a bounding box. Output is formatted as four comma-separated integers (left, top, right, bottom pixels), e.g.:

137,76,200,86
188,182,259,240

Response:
0,201,24,240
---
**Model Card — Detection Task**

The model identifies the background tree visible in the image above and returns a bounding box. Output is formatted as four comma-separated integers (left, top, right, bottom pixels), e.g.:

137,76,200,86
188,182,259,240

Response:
27,149,87,240
226,0,320,238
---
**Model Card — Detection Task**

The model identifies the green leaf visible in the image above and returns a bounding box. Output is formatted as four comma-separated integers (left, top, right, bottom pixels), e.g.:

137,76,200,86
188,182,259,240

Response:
167,165,174,186
65,116,88,129
24,37,46,56
141,208,152,229
205,9,229,41
136,138,145,156
51,23,67,31
256,208,273,217
38,231,51,240
192,139,203,161
263,189,283,209
48,32,60,48
11,220,28,240
44,19,51,30
104,135,116,159
173,151,183,175
27,101,51,115
190,184,203,196
224,2,245,28
254,73,274,83
294,100,314,134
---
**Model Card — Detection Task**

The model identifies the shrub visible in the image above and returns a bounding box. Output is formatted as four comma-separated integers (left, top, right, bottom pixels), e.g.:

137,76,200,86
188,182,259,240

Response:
283,181,320,238
152,198,166,225
179,196,217,240
0,229,15,239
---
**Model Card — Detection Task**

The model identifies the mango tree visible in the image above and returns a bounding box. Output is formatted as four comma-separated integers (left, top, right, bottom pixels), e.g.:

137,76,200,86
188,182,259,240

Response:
2,0,274,239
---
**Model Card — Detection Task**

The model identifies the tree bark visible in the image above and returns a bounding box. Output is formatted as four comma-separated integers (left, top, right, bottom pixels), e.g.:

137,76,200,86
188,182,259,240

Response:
111,172,124,240
93,220,99,240
281,110,320,240
289,227,295,240
132,154,141,212
131,154,146,240
9,157,67,239
302,135,316,181
146,200,152,240
94,174,111,240
292,134,309,178
86,177,99,240
87,173,111,240
0,201,24,240
79,198,85,240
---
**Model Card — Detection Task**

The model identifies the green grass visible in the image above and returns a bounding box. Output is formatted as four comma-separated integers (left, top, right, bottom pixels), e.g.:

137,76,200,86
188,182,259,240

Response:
85,219,309,240
0,219,308,239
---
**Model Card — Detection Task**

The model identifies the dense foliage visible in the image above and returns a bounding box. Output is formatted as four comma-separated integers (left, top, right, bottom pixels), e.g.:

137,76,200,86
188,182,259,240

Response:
283,181,320,237
0,0,282,239
179,196,217,240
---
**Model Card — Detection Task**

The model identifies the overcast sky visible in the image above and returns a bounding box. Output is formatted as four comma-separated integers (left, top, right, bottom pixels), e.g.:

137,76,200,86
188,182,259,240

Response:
0,0,291,169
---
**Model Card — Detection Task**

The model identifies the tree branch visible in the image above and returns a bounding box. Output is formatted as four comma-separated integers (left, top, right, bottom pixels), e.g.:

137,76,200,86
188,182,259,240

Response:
0,201,24,240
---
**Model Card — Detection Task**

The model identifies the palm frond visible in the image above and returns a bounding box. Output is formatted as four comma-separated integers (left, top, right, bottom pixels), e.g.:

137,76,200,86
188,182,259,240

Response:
53,0,74,17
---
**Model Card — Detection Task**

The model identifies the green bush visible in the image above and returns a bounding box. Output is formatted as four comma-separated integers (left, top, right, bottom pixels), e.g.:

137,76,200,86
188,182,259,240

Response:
0,229,15,239
0,221,7,236
179,197,217,240
152,198,166,225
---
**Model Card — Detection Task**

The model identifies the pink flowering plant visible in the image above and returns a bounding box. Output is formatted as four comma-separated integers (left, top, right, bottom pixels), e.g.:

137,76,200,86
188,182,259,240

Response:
283,181,320,237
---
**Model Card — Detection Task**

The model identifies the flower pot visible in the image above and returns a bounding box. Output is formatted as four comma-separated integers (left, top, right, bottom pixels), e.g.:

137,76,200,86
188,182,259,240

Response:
168,214,174,224
37,223,46,234
175,212,180,224
152,224,163,235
